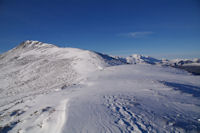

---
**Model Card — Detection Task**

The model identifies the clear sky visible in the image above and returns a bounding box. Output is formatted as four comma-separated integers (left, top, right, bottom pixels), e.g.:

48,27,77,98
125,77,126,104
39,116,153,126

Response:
0,0,200,59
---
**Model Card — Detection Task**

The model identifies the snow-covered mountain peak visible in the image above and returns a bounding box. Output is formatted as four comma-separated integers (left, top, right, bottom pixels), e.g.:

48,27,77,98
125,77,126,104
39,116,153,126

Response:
193,58,200,63
131,54,144,58
0,41,128,79
24,40,41,45
126,54,161,64
16,40,57,50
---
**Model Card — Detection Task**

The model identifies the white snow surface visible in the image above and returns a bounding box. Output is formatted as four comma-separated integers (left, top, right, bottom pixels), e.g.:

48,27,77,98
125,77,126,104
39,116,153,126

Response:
0,41,200,133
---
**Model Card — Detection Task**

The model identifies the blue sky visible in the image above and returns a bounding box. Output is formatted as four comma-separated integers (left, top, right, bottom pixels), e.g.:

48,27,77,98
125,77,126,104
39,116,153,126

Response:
0,0,200,59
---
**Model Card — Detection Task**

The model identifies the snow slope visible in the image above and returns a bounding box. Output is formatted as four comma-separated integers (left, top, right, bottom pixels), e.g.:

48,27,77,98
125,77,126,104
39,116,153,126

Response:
0,41,200,133
0,40,125,105
63,64,200,133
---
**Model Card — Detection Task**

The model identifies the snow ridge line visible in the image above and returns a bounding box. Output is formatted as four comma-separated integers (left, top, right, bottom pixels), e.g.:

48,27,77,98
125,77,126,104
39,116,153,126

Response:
45,99,69,133
56,99,69,133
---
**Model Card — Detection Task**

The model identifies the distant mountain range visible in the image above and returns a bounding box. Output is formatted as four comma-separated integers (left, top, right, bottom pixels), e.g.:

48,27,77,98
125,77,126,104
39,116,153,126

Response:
125,54,200,66
123,54,200,75
1,40,200,75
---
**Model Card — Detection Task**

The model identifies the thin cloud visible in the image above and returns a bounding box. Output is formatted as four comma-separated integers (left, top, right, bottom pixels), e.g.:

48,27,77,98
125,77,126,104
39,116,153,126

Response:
119,31,154,38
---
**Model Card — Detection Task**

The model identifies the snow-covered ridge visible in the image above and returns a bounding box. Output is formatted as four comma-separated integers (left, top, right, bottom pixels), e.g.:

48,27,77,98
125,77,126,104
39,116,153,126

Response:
15,40,57,50
1,40,199,77
168,58,200,66
0,40,128,132
1,40,199,67
0,40,127,102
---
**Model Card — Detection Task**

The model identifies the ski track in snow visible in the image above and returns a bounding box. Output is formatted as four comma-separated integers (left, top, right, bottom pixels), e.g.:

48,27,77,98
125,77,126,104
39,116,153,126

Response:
104,95,150,133
41,99,69,133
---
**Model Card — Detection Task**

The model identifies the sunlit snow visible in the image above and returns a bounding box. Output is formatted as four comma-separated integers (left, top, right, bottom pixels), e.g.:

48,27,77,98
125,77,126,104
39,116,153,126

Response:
0,41,200,133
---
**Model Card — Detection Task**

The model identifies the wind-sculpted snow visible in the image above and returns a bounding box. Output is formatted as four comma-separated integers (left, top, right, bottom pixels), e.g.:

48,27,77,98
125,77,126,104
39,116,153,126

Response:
0,41,123,106
104,93,200,133
0,41,200,133
0,44,77,107
60,65,200,133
